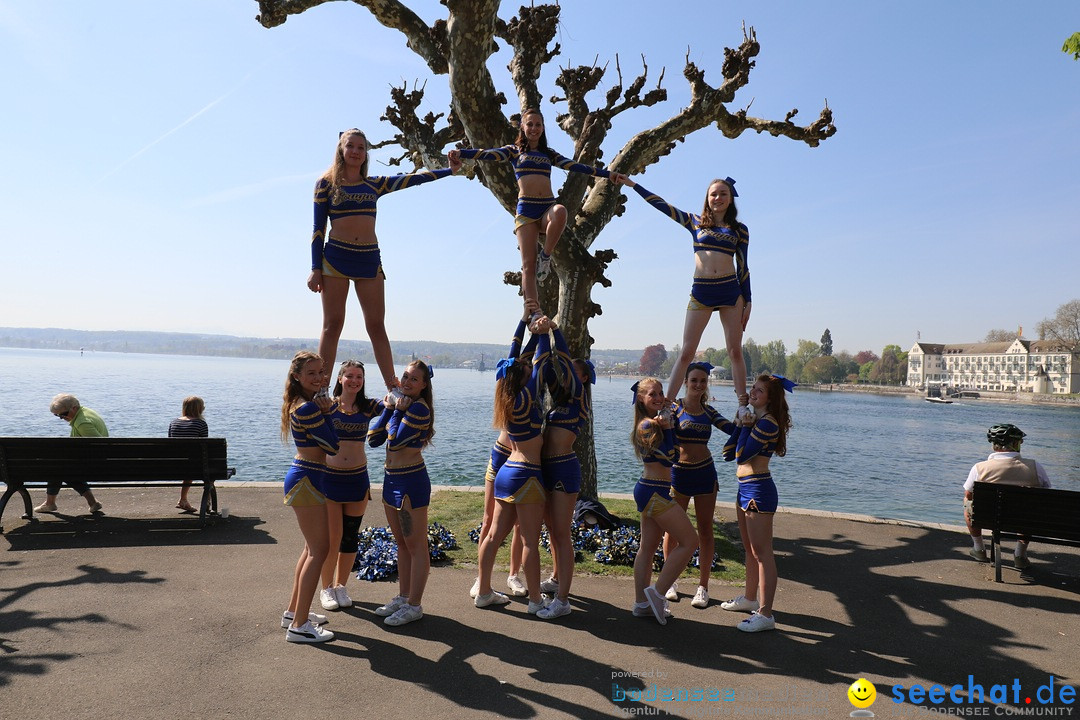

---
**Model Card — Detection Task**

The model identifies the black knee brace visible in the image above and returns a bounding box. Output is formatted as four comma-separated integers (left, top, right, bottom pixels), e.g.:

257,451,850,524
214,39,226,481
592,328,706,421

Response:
340,514,364,553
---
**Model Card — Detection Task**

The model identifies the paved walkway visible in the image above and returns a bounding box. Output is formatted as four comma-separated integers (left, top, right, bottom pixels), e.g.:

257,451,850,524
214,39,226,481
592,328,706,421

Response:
2,485,1078,719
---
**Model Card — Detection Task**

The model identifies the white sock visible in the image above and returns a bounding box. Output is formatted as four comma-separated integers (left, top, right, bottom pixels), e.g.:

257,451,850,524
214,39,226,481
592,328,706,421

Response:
1014,541,1028,558
972,537,985,552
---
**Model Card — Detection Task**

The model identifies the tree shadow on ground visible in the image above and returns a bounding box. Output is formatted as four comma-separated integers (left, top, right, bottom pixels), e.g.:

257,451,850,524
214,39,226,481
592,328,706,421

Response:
316,608,687,719
0,563,164,689
577,518,1080,709
1,512,273,551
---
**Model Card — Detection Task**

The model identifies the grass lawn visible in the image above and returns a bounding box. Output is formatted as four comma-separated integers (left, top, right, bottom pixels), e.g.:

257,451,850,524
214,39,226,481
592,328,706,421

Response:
428,489,748,584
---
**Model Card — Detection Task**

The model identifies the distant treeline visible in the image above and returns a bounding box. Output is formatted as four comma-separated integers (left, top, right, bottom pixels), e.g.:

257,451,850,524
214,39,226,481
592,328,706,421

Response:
0,327,642,369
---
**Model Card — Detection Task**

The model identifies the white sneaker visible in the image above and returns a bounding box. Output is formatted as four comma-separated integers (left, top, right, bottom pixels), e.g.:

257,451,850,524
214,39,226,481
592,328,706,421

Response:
665,582,679,602
475,591,510,608
333,585,354,608
536,250,553,282
737,611,776,633
384,604,423,626
285,620,335,643
691,585,710,609
527,597,551,615
506,574,528,597
34,501,58,513
539,576,559,594
632,602,672,619
720,594,759,613
280,611,329,628
469,577,481,599
643,586,668,626
374,595,408,617
319,587,340,611
537,597,572,620
736,405,756,424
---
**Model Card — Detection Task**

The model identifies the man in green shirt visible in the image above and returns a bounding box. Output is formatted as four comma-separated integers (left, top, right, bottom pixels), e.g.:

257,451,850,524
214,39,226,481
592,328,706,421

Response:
35,394,106,513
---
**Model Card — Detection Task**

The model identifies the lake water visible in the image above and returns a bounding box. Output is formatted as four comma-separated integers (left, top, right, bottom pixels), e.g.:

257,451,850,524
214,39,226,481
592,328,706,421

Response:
2,348,1077,526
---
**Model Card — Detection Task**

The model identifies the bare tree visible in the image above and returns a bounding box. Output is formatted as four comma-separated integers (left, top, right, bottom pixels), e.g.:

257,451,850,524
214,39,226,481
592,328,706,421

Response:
983,328,1015,342
255,1,836,497
1036,299,1080,351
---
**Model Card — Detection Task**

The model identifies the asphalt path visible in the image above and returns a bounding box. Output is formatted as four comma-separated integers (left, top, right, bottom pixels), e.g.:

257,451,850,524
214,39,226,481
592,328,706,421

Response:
2,484,1078,719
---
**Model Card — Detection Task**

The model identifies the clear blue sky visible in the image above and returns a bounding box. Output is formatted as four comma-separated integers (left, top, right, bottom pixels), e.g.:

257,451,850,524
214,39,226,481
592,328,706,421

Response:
2,1,1077,356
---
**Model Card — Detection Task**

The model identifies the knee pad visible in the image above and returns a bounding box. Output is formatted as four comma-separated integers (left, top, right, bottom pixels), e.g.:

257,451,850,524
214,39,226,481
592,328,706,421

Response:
340,514,364,553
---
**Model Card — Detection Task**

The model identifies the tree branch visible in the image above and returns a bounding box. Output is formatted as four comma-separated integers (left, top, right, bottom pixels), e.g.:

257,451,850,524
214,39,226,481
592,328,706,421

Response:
257,0,449,74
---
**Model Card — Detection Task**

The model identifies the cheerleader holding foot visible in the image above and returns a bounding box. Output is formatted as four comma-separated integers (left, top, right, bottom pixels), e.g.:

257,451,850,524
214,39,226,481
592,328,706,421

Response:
475,303,552,614
720,374,794,633
536,326,595,620
281,351,340,643
618,175,753,421
318,360,381,612
661,362,735,608
630,379,699,625
367,360,436,627
448,109,623,313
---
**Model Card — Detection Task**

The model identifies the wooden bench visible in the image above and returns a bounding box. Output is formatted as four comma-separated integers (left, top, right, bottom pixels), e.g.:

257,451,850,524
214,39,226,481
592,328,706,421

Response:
0,437,235,533
971,481,1080,582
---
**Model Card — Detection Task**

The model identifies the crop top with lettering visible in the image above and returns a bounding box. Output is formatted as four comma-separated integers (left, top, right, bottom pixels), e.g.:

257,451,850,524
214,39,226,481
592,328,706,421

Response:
631,183,751,303
674,400,736,449
367,398,432,451
290,400,339,455
311,169,454,269
724,416,780,464
543,328,590,436
638,422,677,471
329,398,382,442
457,145,611,185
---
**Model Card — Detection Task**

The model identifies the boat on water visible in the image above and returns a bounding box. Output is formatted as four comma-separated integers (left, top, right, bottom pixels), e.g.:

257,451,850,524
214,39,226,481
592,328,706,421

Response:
925,396,953,404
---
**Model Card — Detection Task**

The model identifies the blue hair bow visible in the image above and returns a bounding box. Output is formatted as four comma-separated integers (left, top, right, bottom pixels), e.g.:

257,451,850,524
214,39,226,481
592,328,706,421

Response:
428,365,435,379
725,177,739,197
771,374,797,393
584,360,597,385
495,357,515,380
689,361,714,374
630,380,640,403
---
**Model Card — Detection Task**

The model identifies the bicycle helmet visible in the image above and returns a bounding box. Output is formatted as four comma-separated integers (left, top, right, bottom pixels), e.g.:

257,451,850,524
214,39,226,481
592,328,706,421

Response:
986,423,1025,446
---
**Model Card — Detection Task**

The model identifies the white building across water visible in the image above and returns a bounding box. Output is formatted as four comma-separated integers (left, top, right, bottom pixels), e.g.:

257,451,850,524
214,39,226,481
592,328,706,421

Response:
907,338,1079,394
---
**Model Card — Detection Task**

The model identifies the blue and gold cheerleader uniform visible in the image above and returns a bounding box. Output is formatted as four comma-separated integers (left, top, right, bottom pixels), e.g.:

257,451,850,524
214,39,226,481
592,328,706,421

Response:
322,398,382,503
457,145,611,228
633,421,679,518
630,184,751,311
368,397,433,510
284,400,340,507
671,401,736,498
485,319,534,485
493,326,551,504
311,168,455,280
724,416,781,514
540,327,591,495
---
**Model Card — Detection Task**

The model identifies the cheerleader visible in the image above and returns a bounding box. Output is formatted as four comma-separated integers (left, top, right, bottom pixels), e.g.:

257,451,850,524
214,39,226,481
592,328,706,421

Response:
535,327,594,620
448,109,622,310
318,360,381,611
309,129,461,392
280,351,339,643
719,374,795,633
474,304,551,614
367,360,436,627
618,176,753,420
630,379,699,625
662,362,735,608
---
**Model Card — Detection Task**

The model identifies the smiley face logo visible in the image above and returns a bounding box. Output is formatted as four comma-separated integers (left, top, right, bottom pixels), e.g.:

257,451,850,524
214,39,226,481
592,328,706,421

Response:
848,678,877,709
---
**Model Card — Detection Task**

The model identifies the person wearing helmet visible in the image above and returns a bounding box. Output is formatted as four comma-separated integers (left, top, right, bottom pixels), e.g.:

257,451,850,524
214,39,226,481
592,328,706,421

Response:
962,423,1051,568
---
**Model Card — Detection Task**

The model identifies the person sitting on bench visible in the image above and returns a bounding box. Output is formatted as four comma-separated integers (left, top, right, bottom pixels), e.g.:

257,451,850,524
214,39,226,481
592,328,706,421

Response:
36,394,106,514
963,423,1051,568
